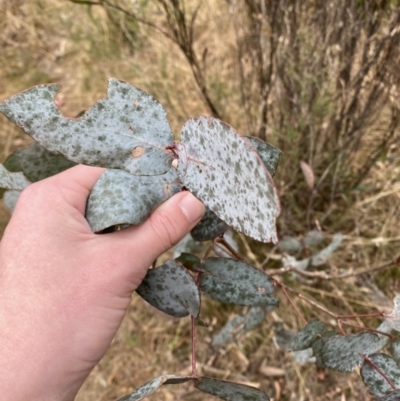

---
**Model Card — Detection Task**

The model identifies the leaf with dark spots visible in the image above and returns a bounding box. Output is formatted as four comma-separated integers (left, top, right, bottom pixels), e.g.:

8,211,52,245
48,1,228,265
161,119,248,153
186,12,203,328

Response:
117,374,193,401
379,390,400,400
245,136,282,177
0,79,174,175
194,377,270,401
86,168,182,232
361,353,400,397
15,142,76,182
391,340,400,363
0,165,30,191
176,117,280,243
322,332,386,372
191,206,228,242
292,319,325,351
3,153,22,173
199,257,278,307
311,331,337,368
136,259,200,318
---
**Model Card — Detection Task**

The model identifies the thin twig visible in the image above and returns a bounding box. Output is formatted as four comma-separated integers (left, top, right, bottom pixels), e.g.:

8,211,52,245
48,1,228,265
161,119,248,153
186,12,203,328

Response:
364,355,397,390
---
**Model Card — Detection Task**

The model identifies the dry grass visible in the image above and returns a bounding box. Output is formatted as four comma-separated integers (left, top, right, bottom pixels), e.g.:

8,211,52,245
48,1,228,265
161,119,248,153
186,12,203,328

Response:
1,0,400,400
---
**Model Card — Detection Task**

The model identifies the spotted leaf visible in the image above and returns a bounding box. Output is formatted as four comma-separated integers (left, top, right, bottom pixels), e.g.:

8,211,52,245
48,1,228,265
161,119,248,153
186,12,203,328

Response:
322,332,386,372
199,257,278,307
245,136,282,176
292,319,325,351
0,79,174,175
194,377,270,401
361,353,400,397
0,165,30,191
176,117,280,243
191,206,228,242
86,168,182,232
136,260,200,318
117,374,193,401
15,142,76,182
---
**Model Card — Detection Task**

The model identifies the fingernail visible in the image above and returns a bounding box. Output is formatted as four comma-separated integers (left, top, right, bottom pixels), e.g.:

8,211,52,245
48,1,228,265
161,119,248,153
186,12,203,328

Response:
178,193,205,224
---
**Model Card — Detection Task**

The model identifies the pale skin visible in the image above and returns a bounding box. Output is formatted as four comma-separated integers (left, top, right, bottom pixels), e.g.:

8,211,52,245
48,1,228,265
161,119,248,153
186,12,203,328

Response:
0,165,205,401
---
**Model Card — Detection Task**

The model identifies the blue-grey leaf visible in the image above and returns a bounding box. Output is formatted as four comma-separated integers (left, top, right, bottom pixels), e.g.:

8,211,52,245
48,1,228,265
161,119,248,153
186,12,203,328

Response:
0,79,174,175
136,259,200,318
292,319,325,351
3,190,22,214
391,340,400,363
293,348,315,365
212,307,266,347
176,117,280,243
278,236,302,252
117,374,193,401
199,257,278,307
311,331,337,368
86,168,182,232
191,206,228,242
303,230,325,247
15,142,76,182
194,377,270,401
322,332,385,372
0,165,30,190
273,323,297,351
361,353,400,396
379,390,400,400
3,153,21,173
245,136,282,177
174,253,203,272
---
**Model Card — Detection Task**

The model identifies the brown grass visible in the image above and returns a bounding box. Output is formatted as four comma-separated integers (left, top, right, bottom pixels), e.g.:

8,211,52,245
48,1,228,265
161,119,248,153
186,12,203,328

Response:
1,0,400,400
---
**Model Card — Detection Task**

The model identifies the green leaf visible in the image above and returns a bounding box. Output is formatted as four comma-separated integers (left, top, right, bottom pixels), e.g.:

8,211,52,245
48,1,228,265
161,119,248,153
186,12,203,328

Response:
3,154,22,173
245,136,282,177
194,377,270,401
174,253,203,272
361,353,400,396
176,117,280,243
292,319,325,351
322,332,385,372
3,190,21,214
0,79,174,175
15,142,76,182
199,257,278,307
191,206,228,242
86,168,182,232
212,307,266,346
117,374,193,401
136,260,200,318
0,165,30,191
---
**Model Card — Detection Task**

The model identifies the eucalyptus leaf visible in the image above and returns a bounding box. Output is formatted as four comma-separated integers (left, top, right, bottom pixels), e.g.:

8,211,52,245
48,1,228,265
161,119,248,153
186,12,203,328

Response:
3,190,22,214
0,165,30,191
176,117,280,243
174,253,203,272
191,206,228,242
293,348,315,365
390,340,400,363
292,319,325,351
0,79,174,175
136,260,200,318
361,353,400,396
384,295,400,332
15,142,76,182
379,390,400,400
86,168,182,232
3,153,21,173
199,257,278,307
311,331,337,368
245,136,282,177
303,230,325,247
278,236,302,252
212,307,266,346
322,332,385,372
194,377,270,401
273,323,297,351
117,374,192,401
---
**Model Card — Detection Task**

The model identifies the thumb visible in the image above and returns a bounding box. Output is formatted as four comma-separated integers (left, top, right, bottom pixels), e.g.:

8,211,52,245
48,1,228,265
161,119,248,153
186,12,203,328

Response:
110,191,205,265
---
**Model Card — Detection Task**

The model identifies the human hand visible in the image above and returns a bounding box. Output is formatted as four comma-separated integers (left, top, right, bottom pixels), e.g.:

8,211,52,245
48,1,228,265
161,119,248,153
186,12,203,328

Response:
0,165,204,401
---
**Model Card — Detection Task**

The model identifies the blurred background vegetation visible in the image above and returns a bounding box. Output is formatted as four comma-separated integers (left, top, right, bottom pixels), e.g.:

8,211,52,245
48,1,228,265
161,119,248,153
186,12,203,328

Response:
1,0,400,400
